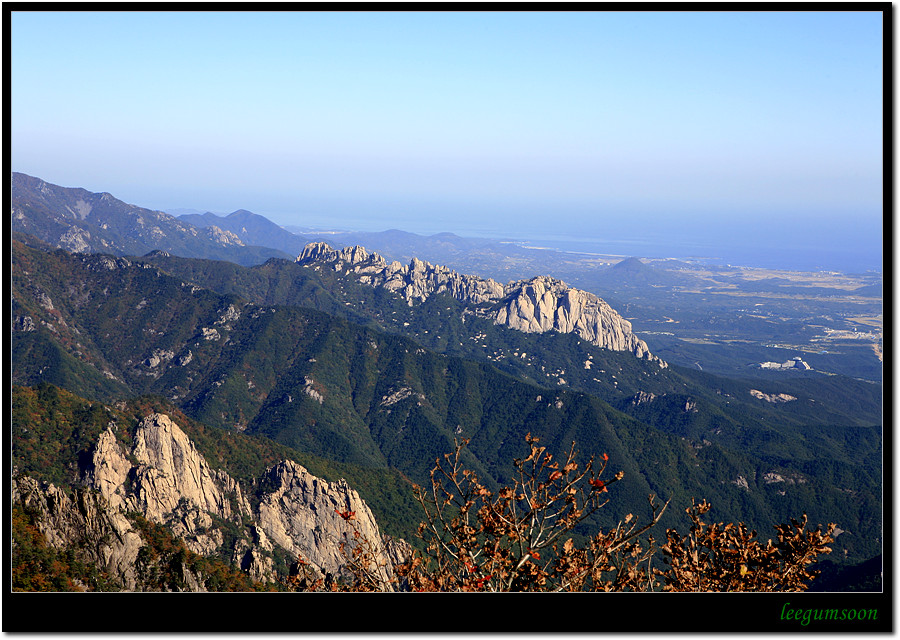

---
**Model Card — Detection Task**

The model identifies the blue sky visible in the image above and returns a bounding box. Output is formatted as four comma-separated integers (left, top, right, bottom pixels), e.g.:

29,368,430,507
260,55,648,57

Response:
11,10,884,268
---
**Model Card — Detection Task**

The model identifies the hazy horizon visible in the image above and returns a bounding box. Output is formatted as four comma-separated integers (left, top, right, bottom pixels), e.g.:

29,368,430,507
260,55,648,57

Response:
11,10,884,272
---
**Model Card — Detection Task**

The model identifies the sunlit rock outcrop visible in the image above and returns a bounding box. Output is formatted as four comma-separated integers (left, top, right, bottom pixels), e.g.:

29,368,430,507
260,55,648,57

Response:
297,241,666,366
13,411,406,591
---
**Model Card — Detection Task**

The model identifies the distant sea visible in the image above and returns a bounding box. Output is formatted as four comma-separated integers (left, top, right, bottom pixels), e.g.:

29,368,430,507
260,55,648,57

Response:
505,231,884,275
435,207,884,274
273,198,884,275
299,220,883,275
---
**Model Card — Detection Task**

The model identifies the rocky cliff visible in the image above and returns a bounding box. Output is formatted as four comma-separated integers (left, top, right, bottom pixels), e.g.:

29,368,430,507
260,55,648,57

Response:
297,242,665,366
12,411,406,591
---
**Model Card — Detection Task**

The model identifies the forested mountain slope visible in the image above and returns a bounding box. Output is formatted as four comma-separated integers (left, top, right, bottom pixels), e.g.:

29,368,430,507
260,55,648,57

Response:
137,243,882,434
11,238,882,564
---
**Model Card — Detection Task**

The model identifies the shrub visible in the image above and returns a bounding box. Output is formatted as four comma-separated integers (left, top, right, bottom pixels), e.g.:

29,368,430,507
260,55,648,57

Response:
287,434,834,593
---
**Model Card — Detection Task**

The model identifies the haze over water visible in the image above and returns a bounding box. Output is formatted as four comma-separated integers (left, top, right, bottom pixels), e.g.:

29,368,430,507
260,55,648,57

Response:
272,194,883,274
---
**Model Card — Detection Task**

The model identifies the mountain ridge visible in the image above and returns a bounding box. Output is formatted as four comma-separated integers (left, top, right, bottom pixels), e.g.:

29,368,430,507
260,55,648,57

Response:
11,172,291,266
297,241,666,366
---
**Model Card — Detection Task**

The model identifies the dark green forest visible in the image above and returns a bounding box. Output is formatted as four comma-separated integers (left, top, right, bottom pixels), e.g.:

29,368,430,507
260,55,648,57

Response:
10,236,883,585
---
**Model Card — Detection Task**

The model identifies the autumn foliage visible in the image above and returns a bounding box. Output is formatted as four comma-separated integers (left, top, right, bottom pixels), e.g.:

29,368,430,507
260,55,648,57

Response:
394,434,666,592
658,499,835,592
287,435,835,593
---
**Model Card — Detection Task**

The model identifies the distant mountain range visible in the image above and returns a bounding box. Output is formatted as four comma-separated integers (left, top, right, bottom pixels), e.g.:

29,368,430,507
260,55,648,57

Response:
11,172,291,266
12,171,710,293
176,209,309,257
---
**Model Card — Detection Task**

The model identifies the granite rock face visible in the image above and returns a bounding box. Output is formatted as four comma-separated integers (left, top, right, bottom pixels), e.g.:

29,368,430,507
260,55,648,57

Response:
297,242,665,366
255,460,396,585
13,412,405,591
13,475,148,591
298,242,505,304
495,276,654,358
86,414,249,558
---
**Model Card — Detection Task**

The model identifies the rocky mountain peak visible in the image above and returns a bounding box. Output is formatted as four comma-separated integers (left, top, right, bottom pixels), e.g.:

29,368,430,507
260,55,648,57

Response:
298,241,383,268
16,410,406,590
296,242,665,365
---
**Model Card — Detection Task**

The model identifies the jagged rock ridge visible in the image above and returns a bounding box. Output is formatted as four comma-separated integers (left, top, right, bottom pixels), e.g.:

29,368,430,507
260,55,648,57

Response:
297,242,666,366
13,412,407,590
